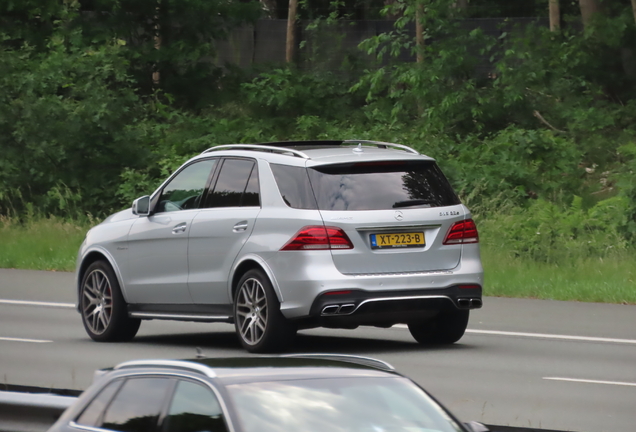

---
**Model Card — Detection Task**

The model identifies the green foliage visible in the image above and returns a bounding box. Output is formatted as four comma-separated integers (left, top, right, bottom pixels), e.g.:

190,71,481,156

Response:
82,0,260,107
446,128,584,206
1,0,635,279
614,143,636,240
0,28,150,216
479,196,630,264
1,0,261,109
243,67,360,120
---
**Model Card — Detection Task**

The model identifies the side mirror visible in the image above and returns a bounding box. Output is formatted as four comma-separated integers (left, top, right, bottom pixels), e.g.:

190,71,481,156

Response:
463,422,489,432
132,195,150,216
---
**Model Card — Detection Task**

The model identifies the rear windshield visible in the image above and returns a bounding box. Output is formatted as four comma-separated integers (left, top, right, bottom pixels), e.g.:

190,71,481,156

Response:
307,160,461,211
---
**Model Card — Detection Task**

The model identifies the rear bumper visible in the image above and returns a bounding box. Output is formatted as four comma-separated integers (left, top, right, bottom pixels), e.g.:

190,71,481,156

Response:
296,285,482,328
311,285,482,316
268,249,483,319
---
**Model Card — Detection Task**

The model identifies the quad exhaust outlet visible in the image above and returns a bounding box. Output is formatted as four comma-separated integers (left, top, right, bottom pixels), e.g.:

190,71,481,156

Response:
321,304,356,316
457,298,482,309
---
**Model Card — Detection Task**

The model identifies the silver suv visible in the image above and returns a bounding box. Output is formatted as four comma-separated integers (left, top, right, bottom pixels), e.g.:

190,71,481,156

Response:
76,140,483,352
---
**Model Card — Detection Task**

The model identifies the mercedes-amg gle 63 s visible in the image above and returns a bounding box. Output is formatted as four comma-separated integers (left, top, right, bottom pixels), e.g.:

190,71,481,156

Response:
75,140,483,352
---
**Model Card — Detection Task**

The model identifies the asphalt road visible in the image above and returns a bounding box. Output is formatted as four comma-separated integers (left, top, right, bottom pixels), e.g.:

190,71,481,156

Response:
1,268,635,432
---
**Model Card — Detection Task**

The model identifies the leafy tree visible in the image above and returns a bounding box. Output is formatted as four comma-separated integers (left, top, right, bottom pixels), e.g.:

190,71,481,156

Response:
0,27,151,216
78,0,261,108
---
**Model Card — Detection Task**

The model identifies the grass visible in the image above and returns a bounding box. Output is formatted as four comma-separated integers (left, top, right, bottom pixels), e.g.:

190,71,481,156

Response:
481,247,636,304
0,216,91,272
0,216,634,304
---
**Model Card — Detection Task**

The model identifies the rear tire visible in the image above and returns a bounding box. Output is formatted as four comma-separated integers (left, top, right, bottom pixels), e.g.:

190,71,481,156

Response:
234,269,296,353
80,260,141,342
408,308,469,345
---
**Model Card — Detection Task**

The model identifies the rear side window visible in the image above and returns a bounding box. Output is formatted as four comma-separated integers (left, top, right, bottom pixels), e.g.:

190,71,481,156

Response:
270,164,318,209
307,161,460,211
207,159,260,208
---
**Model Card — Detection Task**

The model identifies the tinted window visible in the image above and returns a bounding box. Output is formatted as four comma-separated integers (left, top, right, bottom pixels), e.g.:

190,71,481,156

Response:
243,166,260,207
270,164,318,209
76,380,123,426
307,161,461,211
100,377,173,432
163,380,227,432
157,159,216,213
227,377,462,432
207,159,258,208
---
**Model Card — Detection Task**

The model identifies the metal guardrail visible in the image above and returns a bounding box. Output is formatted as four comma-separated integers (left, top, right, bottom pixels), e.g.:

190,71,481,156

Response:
0,389,77,432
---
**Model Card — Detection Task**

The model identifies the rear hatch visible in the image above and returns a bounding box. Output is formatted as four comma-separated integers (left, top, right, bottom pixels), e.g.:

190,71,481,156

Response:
307,160,465,275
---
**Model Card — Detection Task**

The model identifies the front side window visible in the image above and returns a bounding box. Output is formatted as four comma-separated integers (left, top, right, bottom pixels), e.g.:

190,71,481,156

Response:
307,161,461,211
227,377,463,432
162,380,228,432
207,159,259,208
100,377,173,432
156,159,217,213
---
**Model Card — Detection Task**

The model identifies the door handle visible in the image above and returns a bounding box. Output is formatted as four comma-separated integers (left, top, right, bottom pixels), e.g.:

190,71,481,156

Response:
172,222,187,234
233,221,248,232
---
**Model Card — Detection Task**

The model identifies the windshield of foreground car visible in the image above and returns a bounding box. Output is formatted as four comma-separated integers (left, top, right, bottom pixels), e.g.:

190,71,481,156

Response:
227,376,464,432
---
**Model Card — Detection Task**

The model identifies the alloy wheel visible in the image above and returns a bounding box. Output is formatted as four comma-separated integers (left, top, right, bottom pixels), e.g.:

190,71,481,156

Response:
236,277,268,345
82,269,113,335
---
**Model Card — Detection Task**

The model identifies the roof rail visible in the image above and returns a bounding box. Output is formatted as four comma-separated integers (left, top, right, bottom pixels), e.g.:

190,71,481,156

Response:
201,140,419,157
281,354,395,372
114,359,216,378
201,144,310,159
343,140,419,155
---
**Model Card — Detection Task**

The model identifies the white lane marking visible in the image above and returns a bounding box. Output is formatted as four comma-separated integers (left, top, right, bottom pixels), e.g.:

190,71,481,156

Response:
466,329,636,345
0,299,75,308
0,336,52,343
3,301,636,345
544,377,636,387
393,324,636,345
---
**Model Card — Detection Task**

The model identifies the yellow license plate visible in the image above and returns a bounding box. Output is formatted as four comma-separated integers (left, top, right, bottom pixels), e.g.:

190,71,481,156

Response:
370,232,425,249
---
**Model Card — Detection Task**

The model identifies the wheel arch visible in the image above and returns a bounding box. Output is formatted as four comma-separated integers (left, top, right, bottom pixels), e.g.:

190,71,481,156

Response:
230,256,283,303
77,247,128,310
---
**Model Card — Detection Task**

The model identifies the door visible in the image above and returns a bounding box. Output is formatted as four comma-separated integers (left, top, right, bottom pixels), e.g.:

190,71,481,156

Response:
187,158,261,304
125,159,217,304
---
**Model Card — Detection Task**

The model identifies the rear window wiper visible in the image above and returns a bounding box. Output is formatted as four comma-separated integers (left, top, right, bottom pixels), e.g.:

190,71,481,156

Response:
392,199,432,208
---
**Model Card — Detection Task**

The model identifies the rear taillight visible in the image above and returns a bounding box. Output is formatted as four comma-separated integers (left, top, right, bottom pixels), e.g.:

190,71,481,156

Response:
280,226,354,251
443,219,479,245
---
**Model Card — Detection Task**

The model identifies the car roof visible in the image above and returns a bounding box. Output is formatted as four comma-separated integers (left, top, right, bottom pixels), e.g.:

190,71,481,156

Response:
109,355,399,385
193,140,436,166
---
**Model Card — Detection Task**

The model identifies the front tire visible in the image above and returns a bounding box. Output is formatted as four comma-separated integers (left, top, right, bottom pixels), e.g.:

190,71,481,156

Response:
408,308,469,345
80,260,141,342
234,269,296,353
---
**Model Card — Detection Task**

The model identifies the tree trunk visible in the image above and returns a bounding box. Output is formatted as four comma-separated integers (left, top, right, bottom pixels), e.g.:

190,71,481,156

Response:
286,0,298,63
153,4,161,86
631,0,636,25
416,2,424,63
578,0,601,29
549,0,560,32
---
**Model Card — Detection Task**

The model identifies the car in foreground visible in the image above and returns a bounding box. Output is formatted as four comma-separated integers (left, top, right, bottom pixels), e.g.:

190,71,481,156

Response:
76,140,483,352
47,354,488,432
